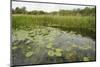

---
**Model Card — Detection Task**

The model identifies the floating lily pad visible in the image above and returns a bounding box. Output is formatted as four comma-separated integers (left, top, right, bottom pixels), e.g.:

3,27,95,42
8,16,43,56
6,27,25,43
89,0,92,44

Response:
55,48,62,52
48,50,55,57
72,44,78,48
25,51,33,57
83,57,89,61
55,52,62,57
12,46,18,50
46,43,53,49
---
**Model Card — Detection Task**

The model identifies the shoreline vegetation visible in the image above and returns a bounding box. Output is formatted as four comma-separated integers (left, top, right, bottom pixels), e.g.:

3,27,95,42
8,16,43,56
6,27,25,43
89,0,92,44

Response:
12,14,95,39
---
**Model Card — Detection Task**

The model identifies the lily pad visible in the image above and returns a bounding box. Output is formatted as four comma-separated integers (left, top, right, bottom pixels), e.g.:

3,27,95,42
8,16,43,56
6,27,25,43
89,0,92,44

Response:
83,57,89,61
55,48,62,52
25,51,33,57
12,46,18,50
55,52,62,57
48,50,55,57
46,43,53,49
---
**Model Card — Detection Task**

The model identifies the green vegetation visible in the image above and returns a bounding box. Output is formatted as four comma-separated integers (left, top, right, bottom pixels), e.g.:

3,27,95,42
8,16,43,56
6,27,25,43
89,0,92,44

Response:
12,5,96,65
12,6,96,39
12,7,96,16
12,15,95,39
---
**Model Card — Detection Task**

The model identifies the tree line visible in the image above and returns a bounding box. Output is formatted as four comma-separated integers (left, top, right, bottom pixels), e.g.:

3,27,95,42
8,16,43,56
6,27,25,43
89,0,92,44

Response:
12,7,96,16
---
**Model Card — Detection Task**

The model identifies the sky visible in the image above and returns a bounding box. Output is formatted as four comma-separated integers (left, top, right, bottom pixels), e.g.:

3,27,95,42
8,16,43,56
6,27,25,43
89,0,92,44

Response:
12,1,94,12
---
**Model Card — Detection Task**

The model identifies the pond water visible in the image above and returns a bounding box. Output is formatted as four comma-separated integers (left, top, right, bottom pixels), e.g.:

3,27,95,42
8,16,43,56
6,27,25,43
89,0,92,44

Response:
12,27,96,65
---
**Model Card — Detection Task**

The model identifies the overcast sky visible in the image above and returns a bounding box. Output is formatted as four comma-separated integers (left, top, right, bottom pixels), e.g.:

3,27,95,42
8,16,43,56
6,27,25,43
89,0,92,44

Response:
12,1,94,12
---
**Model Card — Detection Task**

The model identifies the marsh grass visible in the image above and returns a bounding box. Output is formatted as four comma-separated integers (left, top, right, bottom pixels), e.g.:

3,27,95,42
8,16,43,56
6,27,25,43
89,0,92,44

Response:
12,14,95,39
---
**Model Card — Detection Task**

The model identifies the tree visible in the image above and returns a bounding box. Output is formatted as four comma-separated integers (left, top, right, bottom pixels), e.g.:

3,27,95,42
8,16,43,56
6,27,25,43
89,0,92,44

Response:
12,6,95,16
15,7,22,14
21,7,26,14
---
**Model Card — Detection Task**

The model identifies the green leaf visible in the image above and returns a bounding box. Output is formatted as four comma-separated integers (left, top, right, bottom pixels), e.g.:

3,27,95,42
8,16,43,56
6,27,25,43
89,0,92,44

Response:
12,46,17,50
48,50,55,57
55,52,62,57
25,51,33,57
46,43,53,48
55,48,62,52
83,57,89,61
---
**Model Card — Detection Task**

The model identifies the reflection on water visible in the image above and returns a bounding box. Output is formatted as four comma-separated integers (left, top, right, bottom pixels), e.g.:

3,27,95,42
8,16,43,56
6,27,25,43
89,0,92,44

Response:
51,26,96,39
12,27,96,65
